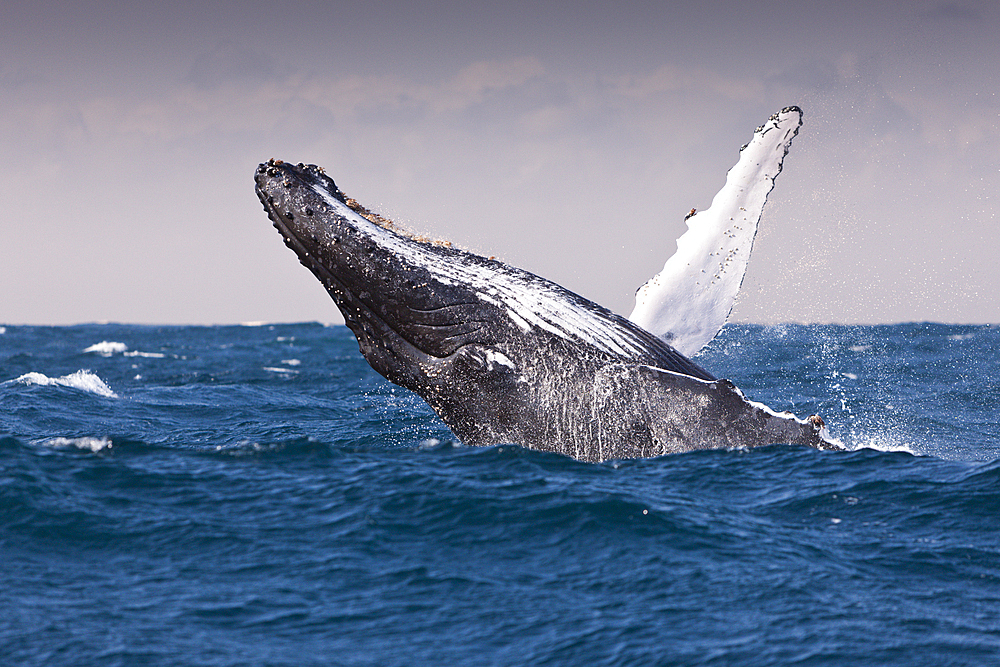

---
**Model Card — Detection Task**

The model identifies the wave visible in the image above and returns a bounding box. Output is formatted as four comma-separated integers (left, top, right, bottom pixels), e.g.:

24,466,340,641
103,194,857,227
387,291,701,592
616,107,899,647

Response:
843,432,920,456
83,340,167,359
37,436,114,452
9,370,118,398
263,366,300,374
83,340,128,356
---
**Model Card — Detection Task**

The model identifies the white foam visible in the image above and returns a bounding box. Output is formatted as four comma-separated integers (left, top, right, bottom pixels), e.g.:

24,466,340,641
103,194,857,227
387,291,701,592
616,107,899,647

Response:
846,433,920,456
39,436,113,452
12,370,118,398
83,341,128,356
264,366,299,374
281,359,302,366
124,350,166,358
629,107,803,356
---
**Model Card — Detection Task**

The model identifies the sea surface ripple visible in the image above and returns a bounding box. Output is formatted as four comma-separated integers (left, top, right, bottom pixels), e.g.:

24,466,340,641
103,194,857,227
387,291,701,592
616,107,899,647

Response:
2,323,998,666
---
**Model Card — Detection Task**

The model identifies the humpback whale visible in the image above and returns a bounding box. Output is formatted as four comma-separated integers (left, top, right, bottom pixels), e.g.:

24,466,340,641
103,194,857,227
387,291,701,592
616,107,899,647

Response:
254,121,841,461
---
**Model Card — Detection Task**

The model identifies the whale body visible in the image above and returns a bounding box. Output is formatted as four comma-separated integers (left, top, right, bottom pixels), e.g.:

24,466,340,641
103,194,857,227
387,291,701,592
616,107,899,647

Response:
254,153,841,461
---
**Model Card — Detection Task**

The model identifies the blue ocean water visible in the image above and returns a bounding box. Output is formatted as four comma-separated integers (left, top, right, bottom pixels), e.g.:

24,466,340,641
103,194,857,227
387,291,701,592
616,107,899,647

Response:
2,322,998,666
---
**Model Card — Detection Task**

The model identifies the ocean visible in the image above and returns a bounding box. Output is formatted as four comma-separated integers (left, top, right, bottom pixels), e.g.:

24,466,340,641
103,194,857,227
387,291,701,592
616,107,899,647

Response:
2,322,998,666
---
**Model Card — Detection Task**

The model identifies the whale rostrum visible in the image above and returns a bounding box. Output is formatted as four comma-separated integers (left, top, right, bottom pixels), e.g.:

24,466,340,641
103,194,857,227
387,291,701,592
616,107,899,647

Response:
255,142,841,460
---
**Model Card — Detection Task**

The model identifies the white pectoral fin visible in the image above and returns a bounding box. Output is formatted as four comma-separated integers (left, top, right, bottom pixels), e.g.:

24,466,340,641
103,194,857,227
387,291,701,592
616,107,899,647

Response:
628,106,803,357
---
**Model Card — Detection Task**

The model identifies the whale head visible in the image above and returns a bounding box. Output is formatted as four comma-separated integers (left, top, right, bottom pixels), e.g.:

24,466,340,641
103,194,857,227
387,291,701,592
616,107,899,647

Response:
255,160,498,385
254,160,727,454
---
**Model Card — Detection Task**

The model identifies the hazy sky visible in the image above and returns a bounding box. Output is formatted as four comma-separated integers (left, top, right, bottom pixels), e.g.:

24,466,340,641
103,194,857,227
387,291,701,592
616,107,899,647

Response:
3,1,998,325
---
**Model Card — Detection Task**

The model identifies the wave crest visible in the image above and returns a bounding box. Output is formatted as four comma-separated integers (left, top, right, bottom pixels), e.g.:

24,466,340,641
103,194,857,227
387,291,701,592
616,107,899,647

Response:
39,436,114,452
83,341,128,356
12,370,118,398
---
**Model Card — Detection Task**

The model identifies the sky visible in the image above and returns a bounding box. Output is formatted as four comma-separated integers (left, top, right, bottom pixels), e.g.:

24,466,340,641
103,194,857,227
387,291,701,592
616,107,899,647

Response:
2,0,998,325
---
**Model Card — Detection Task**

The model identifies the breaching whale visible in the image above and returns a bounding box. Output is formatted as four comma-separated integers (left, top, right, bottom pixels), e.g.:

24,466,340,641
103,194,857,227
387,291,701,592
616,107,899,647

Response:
254,119,841,461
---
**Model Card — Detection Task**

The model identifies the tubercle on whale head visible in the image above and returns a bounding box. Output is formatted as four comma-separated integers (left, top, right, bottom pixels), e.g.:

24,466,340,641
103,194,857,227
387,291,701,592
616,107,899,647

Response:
256,159,457,243
253,160,467,282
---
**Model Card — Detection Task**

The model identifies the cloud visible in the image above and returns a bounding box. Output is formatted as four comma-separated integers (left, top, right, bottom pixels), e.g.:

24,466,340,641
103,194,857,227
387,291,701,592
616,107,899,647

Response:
185,40,283,90
606,64,763,104
435,57,545,111
921,2,982,22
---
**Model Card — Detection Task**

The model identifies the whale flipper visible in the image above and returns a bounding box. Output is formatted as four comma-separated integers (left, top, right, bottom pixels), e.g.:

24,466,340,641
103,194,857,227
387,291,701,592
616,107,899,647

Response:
629,106,803,356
